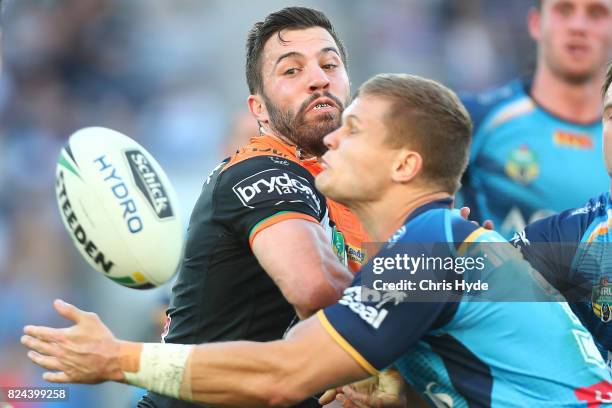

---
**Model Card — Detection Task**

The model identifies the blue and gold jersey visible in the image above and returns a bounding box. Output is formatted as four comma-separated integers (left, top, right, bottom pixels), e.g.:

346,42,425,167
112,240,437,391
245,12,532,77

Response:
512,191,612,374
460,79,608,238
318,199,611,407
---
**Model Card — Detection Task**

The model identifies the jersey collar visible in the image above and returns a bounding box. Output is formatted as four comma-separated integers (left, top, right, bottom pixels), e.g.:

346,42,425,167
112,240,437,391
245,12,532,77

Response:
256,134,324,173
404,198,454,225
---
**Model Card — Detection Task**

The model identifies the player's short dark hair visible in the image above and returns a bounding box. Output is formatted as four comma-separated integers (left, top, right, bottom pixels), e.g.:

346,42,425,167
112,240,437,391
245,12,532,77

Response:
603,60,612,97
356,74,473,194
245,7,347,95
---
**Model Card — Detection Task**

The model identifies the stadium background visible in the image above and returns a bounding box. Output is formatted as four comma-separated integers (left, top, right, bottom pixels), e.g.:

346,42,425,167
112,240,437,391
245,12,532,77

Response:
0,0,536,406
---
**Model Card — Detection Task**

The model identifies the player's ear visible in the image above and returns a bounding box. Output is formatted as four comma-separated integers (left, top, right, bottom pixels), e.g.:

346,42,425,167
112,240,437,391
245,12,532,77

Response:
247,95,269,125
391,149,422,183
527,7,541,41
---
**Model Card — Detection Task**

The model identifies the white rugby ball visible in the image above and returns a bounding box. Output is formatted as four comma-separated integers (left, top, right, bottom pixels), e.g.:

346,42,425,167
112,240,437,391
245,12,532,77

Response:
55,127,183,289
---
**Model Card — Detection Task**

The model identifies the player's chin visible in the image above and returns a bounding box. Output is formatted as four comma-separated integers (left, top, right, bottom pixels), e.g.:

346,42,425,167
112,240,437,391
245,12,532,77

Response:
315,171,334,196
306,109,339,122
559,59,599,80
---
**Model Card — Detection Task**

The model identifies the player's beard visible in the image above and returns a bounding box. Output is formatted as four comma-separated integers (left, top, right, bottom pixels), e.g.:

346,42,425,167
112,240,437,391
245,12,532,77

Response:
263,91,344,157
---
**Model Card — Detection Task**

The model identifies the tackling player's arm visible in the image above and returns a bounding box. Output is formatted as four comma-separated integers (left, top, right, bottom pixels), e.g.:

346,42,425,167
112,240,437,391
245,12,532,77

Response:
22,299,369,408
252,218,353,318
23,258,455,406
218,157,354,318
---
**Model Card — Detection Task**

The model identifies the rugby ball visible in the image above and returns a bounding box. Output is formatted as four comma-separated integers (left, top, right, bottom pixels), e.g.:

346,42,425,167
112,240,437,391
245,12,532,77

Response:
55,127,183,289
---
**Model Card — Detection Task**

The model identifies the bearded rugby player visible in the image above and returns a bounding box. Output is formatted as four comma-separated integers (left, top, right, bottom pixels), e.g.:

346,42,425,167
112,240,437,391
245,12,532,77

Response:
137,7,367,408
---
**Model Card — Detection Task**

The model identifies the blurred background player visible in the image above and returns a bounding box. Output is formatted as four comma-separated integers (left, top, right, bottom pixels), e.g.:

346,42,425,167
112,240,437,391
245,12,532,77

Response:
460,0,612,238
138,7,367,408
510,61,612,374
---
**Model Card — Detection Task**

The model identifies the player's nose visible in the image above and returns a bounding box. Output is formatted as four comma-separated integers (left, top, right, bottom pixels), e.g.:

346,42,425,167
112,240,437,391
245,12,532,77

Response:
307,65,330,93
567,9,589,32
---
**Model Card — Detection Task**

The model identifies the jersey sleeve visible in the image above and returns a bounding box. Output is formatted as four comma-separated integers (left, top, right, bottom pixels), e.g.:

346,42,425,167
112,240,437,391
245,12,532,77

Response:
214,156,325,246
510,208,585,296
317,251,458,373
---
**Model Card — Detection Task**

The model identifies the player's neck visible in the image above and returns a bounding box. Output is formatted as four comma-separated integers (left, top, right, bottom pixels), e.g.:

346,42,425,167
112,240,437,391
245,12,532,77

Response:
352,189,451,242
531,64,603,124
266,132,317,160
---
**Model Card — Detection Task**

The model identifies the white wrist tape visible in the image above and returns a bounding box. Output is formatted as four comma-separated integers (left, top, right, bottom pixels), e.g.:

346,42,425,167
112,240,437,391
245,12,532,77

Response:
123,343,193,399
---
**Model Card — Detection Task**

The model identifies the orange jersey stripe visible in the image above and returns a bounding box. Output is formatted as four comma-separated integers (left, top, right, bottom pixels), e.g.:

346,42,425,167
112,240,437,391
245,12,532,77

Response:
249,211,319,248
223,135,301,173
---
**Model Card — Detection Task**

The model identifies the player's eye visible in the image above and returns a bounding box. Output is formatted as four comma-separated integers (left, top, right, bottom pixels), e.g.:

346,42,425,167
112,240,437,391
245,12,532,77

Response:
283,68,300,76
322,63,338,70
555,3,573,16
588,5,610,19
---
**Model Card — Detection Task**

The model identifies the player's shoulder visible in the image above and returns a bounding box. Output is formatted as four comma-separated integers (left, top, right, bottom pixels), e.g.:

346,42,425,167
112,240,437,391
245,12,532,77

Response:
514,192,611,245
221,136,302,172
220,154,308,182
394,201,492,245
566,191,612,243
217,136,313,187
214,155,319,211
565,191,611,220
460,78,535,134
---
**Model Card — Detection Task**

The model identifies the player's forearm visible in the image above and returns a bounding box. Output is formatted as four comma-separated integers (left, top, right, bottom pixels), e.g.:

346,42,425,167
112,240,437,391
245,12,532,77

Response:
117,340,311,407
189,340,314,407
293,262,351,319
290,238,353,317
305,253,352,311
265,254,351,319
253,220,353,318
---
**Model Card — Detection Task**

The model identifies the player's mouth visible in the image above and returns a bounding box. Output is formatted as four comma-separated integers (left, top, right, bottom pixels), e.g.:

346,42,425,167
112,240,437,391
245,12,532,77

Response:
566,43,590,58
318,155,331,169
306,98,338,114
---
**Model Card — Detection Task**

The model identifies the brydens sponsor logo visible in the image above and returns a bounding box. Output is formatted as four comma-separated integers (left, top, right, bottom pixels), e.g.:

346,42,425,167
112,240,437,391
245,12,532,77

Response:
232,168,321,215
125,150,174,219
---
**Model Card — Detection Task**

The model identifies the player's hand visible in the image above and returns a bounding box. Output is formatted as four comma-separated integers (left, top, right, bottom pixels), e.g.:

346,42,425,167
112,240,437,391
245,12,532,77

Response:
459,207,494,230
21,299,123,384
321,369,408,408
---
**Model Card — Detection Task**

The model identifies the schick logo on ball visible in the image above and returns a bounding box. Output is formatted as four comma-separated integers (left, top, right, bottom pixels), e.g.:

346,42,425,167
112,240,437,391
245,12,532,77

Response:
124,150,174,219
93,155,143,234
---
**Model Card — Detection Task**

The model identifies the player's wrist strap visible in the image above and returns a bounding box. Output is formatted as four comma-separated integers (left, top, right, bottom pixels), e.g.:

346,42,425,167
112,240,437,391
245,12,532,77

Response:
123,343,193,400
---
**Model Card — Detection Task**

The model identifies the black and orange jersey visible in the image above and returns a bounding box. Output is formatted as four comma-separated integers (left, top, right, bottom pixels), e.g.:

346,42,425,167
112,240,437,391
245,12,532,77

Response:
221,135,368,267
139,135,367,408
